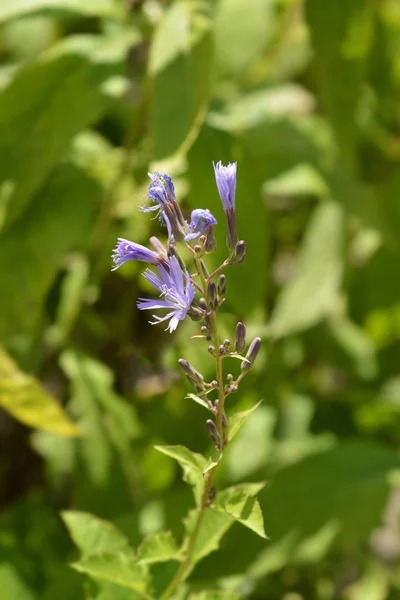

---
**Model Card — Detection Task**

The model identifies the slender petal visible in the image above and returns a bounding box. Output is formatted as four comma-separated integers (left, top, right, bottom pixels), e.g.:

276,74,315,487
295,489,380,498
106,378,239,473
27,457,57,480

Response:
140,172,188,241
112,238,162,270
213,161,238,250
184,208,217,241
137,256,194,332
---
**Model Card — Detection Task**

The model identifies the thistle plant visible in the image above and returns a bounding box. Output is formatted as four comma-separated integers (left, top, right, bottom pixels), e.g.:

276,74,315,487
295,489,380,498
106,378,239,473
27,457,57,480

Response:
63,163,265,600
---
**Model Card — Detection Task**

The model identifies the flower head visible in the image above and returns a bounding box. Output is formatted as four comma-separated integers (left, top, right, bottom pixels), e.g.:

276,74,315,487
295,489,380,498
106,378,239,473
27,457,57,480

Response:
112,238,164,271
141,172,188,241
185,209,217,242
213,161,238,250
137,256,195,333
213,161,237,212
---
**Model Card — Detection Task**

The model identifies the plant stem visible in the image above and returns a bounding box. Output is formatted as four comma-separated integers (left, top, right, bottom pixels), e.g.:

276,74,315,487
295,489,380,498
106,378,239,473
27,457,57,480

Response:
160,256,226,600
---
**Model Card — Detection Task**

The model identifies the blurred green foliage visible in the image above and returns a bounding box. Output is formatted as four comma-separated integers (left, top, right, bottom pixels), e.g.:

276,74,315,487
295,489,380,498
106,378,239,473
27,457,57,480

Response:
1,0,400,598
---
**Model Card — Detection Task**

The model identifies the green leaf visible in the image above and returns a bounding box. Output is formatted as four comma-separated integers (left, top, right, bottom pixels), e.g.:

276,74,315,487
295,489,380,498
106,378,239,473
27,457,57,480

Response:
217,487,267,539
154,445,207,475
214,0,276,77
61,511,133,558
269,201,344,339
183,508,233,563
0,0,122,23
186,393,211,411
228,400,263,442
0,162,102,339
0,346,79,437
0,40,113,230
60,351,140,518
189,592,242,600
155,445,207,505
71,553,150,598
0,563,36,600
305,0,374,164
137,531,180,565
149,0,213,160
203,450,222,475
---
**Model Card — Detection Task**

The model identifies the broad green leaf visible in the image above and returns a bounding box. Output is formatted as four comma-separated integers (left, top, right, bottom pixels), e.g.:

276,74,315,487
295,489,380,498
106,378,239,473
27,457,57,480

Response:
0,563,36,600
0,162,102,339
228,400,263,442
61,511,132,558
0,40,113,230
189,592,242,600
269,201,343,338
217,487,267,539
193,443,400,582
214,0,275,77
72,553,150,597
183,508,233,563
218,482,266,500
305,0,374,164
154,445,207,505
61,351,140,518
90,582,145,600
149,0,213,160
154,445,207,474
137,531,180,565
0,346,79,437
0,0,122,23
203,450,222,475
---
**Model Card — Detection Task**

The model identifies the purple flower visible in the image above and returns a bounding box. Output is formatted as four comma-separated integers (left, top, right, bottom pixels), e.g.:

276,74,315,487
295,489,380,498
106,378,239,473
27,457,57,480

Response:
137,256,195,333
185,209,217,242
213,161,238,250
112,238,164,271
141,172,188,241
213,161,237,211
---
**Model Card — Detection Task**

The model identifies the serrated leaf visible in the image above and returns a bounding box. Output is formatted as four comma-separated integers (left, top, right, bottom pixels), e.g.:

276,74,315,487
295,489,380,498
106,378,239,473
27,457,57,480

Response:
149,0,213,160
217,487,267,539
228,400,263,442
183,508,233,563
0,346,79,437
137,531,180,565
269,201,343,339
155,445,207,505
71,553,150,597
203,450,222,475
61,511,132,558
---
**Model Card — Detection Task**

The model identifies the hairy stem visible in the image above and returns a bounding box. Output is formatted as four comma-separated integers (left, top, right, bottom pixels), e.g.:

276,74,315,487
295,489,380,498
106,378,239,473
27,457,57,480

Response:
160,256,225,600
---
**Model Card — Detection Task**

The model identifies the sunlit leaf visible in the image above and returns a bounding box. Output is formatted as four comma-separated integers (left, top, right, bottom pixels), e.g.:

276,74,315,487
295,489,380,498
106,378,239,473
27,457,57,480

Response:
183,508,233,563
149,0,213,160
62,511,133,558
0,346,79,437
137,531,181,565
217,486,267,539
228,400,263,442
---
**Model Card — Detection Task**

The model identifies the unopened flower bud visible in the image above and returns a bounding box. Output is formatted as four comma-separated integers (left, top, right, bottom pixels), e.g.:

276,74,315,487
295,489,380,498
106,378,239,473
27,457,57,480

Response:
208,345,215,356
223,338,230,349
178,359,205,391
187,306,204,321
206,419,221,448
235,322,246,353
204,225,217,252
234,240,246,264
206,333,212,341
194,245,202,254
241,337,262,372
211,380,218,388
201,326,208,334
149,236,167,259
207,282,218,310
217,274,226,299
227,373,233,383
208,486,217,503
219,345,225,355
199,298,207,311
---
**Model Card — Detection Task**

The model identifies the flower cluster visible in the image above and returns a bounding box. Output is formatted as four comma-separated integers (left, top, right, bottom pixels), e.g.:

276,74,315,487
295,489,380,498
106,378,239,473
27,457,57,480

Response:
112,162,241,333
